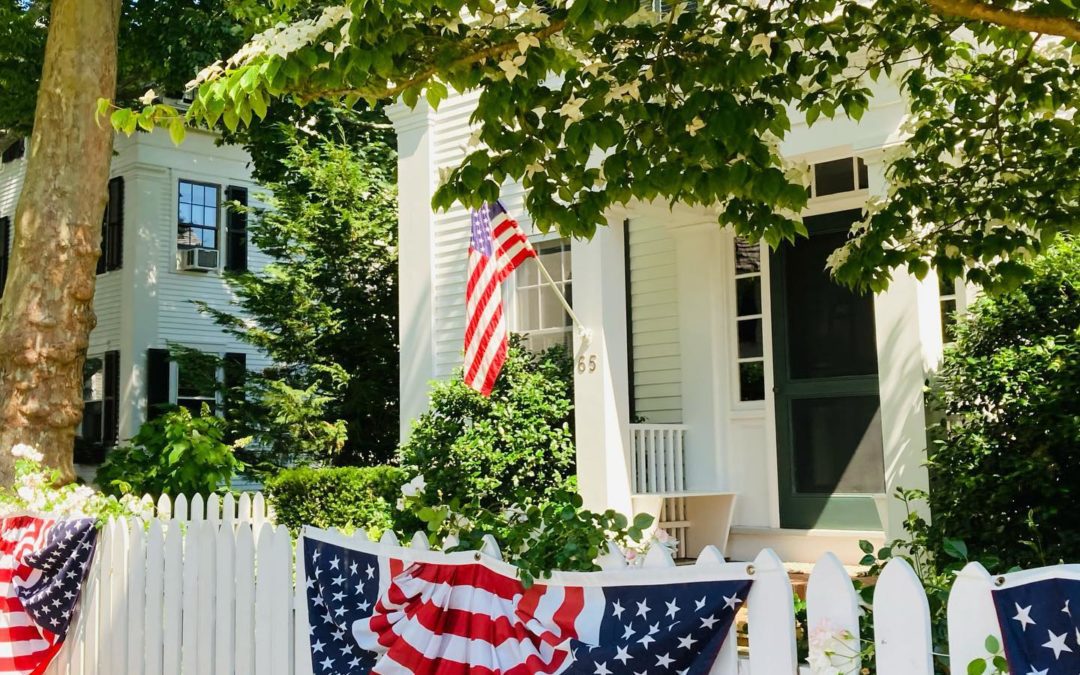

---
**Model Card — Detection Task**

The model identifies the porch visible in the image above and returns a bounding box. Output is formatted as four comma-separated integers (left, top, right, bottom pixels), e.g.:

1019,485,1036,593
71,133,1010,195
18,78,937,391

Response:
569,152,940,564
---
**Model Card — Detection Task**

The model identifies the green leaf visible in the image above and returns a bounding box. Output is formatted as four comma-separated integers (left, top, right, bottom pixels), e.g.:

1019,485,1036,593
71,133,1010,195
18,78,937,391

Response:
966,658,987,675
859,539,874,553
944,539,968,560
168,118,186,146
984,635,1000,654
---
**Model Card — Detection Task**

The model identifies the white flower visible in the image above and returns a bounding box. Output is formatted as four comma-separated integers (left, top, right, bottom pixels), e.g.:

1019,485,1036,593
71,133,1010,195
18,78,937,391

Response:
558,97,586,123
499,54,528,82
515,32,541,53
400,474,427,498
139,89,157,106
11,444,43,463
685,117,706,136
749,33,772,57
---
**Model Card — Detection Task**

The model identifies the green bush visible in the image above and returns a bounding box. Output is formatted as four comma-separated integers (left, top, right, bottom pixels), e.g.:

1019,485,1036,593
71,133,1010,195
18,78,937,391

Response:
95,405,245,498
397,336,575,516
927,236,1080,568
265,465,408,535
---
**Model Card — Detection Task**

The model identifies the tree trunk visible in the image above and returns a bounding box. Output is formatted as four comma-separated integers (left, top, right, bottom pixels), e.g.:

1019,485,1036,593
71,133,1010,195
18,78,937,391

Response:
0,0,121,485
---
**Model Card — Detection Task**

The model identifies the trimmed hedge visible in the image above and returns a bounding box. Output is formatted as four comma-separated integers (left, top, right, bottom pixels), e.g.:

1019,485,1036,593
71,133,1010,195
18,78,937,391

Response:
265,465,407,534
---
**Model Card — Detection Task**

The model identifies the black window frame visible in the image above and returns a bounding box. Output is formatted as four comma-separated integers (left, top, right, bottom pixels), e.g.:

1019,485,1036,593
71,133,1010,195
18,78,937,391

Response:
98,176,124,274
224,185,249,272
0,215,10,298
178,179,221,251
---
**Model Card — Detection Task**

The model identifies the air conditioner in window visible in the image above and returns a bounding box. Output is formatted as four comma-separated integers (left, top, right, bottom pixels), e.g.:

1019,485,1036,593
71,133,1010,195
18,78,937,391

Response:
178,247,219,272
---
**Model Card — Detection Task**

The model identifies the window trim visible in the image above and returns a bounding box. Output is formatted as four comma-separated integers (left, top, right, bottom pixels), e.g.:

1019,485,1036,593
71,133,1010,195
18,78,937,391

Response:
170,358,222,415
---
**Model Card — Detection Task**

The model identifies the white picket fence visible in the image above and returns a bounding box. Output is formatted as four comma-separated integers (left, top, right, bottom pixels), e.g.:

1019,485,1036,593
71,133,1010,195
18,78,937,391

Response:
36,492,1022,675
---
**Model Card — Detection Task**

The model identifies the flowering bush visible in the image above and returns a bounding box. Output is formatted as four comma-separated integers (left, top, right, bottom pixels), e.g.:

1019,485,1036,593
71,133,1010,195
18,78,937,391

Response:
0,444,150,522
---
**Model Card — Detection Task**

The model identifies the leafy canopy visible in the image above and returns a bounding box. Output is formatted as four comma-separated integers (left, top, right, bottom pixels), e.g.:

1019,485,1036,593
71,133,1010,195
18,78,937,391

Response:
123,0,1079,292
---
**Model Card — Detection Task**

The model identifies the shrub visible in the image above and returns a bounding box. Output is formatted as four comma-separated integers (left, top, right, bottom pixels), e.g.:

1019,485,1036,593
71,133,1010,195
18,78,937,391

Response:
265,465,408,535
397,337,576,516
95,405,245,499
927,236,1080,568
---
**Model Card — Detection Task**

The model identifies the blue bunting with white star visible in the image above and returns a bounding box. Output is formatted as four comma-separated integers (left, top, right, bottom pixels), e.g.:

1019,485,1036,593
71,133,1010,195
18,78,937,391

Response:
994,577,1080,674
561,579,750,675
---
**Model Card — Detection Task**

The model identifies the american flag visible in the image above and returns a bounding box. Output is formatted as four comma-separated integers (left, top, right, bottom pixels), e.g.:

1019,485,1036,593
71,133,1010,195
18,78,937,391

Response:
994,576,1080,674
0,515,98,675
301,528,751,675
464,202,537,396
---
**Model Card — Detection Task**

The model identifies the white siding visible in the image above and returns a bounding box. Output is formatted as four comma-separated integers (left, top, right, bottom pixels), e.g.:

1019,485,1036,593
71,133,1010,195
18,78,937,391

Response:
628,219,682,424
0,154,25,219
88,273,123,353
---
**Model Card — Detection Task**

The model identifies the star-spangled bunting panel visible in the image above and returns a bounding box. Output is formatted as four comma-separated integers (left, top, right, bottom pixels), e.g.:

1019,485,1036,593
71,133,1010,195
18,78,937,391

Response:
0,515,99,675
993,577,1080,674
301,528,751,675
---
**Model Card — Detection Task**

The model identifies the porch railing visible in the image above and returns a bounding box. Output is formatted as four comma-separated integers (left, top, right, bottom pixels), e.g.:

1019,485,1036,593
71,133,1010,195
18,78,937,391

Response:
629,423,687,494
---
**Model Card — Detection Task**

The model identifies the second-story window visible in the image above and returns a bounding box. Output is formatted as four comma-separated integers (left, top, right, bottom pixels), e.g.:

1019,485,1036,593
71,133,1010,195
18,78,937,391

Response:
514,239,573,353
178,180,220,250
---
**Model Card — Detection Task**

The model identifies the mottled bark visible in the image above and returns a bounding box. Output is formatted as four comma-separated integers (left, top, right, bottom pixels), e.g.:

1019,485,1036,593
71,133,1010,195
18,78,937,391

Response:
0,0,121,485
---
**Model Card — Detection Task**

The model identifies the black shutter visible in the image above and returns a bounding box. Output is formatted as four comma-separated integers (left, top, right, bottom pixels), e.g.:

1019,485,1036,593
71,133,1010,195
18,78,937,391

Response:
0,216,10,298
146,348,171,421
225,186,248,272
1,139,24,164
99,177,124,274
103,350,121,447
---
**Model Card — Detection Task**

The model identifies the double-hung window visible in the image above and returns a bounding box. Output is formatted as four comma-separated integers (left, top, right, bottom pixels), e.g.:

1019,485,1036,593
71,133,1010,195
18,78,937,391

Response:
733,238,766,401
176,357,219,415
513,239,573,353
178,180,220,250
76,351,120,462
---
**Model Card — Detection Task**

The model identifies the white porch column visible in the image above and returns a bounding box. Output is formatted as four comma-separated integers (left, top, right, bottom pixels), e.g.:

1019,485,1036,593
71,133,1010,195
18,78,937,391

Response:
864,152,934,538
387,104,438,443
571,220,634,516
670,224,730,492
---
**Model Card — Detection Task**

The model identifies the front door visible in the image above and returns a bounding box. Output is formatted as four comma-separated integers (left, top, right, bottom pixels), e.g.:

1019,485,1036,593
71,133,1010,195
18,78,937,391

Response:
770,209,885,530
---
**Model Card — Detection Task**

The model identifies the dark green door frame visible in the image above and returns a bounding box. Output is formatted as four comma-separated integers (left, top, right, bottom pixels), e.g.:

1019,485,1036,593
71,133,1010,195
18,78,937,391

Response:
770,209,886,530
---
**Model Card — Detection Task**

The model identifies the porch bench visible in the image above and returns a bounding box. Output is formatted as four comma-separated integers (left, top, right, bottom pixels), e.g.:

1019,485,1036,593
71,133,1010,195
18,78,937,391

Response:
631,491,738,559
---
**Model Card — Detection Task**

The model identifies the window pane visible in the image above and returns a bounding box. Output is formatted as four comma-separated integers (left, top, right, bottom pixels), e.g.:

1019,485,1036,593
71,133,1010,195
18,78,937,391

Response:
178,360,216,398
83,358,104,401
179,203,192,224
791,395,885,494
539,248,562,281
938,274,955,297
739,361,765,401
201,228,216,249
517,288,539,331
540,284,566,330
180,181,191,201
857,157,869,190
562,248,572,280
735,277,762,316
940,299,958,342
80,401,104,441
737,318,763,358
814,158,855,197
734,238,760,274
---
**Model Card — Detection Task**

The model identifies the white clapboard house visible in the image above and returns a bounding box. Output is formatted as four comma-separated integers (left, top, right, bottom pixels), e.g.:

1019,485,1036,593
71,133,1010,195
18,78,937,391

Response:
388,74,972,564
0,130,269,464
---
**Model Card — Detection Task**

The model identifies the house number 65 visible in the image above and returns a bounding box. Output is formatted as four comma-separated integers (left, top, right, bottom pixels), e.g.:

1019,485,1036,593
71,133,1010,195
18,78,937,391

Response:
577,355,598,374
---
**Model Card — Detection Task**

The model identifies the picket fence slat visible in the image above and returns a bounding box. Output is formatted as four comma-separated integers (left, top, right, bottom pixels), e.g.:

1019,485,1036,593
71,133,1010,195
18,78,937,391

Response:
145,520,166,675
270,527,293,675
948,562,1001,673
181,520,201,675
294,533,314,675
746,548,799,674
254,522,275,675
874,558,934,675
235,525,256,675
806,552,861,674
215,522,236,675
162,520,183,675
126,520,146,675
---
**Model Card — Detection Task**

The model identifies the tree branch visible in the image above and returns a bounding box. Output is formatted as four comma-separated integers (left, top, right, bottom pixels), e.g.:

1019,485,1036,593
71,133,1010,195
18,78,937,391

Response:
925,0,1080,40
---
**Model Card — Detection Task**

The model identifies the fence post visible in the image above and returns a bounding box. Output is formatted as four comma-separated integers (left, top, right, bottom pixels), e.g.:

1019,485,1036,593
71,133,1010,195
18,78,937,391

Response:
948,562,1000,674
747,548,799,674
806,552,861,674
873,558,933,675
